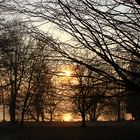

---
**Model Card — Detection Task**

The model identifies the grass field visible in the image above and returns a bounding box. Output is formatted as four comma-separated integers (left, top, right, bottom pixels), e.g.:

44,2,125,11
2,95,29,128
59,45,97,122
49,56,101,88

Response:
0,121,140,140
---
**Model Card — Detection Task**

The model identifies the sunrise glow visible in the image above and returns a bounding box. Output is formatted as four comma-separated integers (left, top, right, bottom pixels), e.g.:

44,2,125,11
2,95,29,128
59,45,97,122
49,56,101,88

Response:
63,113,72,121
57,65,74,77
62,70,72,77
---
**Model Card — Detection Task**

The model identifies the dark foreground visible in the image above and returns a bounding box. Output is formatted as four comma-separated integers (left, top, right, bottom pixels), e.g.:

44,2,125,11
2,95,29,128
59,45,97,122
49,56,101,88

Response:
0,121,140,140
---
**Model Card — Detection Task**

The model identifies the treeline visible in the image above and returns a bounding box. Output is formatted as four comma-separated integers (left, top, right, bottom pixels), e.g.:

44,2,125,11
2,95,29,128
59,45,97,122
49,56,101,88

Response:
0,20,62,126
0,0,140,127
0,20,127,128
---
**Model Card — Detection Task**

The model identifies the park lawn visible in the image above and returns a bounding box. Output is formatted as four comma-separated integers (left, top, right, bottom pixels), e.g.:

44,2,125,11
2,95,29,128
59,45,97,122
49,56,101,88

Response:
0,121,140,140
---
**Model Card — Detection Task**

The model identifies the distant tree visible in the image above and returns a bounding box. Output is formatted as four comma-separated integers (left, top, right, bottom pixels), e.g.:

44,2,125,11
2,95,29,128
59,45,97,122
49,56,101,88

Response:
88,86,105,121
126,56,140,119
31,62,49,123
0,20,57,125
0,20,32,124
71,64,103,127
45,89,61,122
24,39,56,123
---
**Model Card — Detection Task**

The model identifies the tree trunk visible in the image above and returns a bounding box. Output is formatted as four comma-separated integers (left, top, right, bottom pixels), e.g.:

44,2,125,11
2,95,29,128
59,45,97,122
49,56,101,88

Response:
20,93,30,126
41,111,45,122
81,112,86,128
9,99,16,125
20,109,25,127
50,113,53,122
93,104,97,121
36,111,40,123
2,92,6,122
9,83,16,125
117,98,121,121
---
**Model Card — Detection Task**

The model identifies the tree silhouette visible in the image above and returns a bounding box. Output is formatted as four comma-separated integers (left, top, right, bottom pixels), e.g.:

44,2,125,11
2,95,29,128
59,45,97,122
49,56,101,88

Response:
1,0,140,122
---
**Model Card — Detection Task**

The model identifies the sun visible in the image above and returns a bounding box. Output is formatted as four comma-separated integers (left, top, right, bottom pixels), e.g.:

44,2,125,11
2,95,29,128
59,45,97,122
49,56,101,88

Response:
63,113,72,122
57,65,73,77
63,70,72,77
55,65,77,85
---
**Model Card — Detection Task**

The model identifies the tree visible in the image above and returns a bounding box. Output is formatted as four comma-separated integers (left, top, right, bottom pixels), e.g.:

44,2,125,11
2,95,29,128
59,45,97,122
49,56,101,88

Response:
0,20,32,124
3,0,140,120
20,37,57,124
31,61,50,123
45,89,61,122
13,0,139,119
126,56,140,119
0,19,56,125
70,64,103,127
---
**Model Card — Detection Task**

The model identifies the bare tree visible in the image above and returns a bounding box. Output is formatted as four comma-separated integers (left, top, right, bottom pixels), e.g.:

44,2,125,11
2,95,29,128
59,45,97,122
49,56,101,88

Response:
21,38,57,123
70,64,101,127
0,19,57,125
15,0,139,119
2,0,140,119
0,20,32,124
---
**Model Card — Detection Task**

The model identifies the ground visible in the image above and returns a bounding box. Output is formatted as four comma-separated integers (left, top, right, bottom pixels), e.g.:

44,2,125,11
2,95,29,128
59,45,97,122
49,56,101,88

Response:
0,121,140,140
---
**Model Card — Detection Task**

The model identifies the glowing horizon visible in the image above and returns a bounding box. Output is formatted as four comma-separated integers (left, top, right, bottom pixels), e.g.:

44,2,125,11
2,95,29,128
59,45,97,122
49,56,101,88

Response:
63,113,72,122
